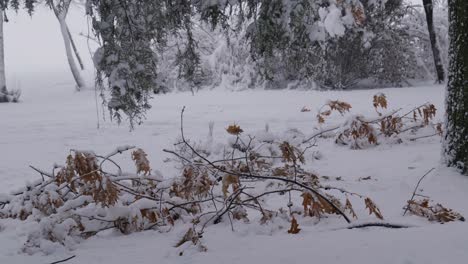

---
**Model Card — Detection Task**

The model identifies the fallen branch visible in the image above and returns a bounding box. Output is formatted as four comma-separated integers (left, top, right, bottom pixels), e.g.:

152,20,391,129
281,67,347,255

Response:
177,107,351,224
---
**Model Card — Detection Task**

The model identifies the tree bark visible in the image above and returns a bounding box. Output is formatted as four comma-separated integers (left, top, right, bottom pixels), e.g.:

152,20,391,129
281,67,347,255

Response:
444,0,468,174
423,0,445,83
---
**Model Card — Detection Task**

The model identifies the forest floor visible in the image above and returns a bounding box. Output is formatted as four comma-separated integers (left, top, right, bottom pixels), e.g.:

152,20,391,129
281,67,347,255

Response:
1,83,467,264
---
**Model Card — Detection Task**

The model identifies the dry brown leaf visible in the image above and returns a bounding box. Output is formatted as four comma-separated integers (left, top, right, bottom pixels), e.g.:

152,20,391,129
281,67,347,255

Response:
422,104,437,125
352,4,366,26
365,197,384,220
287,217,301,234
317,114,326,124
222,174,240,198
280,142,304,164
302,192,313,215
140,209,158,223
132,148,151,176
226,124,243,135
345,198,358,219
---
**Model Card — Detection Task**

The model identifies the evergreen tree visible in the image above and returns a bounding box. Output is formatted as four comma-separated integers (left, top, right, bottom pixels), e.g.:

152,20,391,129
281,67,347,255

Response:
444,0,468,173
86,0,198,126
87,0,163,127
85,0,426,124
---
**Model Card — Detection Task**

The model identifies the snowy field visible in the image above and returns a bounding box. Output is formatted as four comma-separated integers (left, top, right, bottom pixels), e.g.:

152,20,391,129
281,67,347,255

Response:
1,81,468,264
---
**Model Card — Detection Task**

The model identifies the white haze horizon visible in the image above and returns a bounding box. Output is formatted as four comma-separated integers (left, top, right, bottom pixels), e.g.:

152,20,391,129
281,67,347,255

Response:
3,5,94,92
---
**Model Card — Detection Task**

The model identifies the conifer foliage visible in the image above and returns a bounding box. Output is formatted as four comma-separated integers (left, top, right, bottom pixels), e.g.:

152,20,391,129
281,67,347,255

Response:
84,0,428,125
444,0,468,174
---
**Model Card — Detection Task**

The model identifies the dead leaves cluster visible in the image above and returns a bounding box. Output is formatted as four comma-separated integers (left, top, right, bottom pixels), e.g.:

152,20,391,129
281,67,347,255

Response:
301,192,340,218
59,151,119,207
328,100,353,114
373,93,387,116
380,115,403,136
337,116,378,148
303,94,441,149
407,199,464,223
317,100,352,124
171,166,214,200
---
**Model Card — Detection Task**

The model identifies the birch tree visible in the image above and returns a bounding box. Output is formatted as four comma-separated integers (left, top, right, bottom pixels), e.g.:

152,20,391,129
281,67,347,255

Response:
0,8,19,103
48,0,86,91
0,10,7,102
444,0,468,174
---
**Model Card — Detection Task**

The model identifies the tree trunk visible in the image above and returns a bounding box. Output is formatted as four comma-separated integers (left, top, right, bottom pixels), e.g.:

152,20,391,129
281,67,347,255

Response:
423,0,445,83
444,0,468,174
0,11,7,102
66,24,84,70
58,17,85,91
51,0,85,91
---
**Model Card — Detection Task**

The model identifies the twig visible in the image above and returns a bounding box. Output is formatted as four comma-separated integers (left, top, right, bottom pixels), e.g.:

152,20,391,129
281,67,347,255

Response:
302,126,341,144
204,187,245,231
178,107,351,224
408,133,439,141
49,255,76,264
96,155,122,176
162,149,192,163
302,109,402,144
29,165,53,179
347,222,412,230
403,168,435,216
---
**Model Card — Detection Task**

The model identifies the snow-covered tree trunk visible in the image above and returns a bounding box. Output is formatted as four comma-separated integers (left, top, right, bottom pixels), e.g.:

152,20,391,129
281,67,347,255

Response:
0,11,7,102
423,0,445,83
444,0,468,174
51,0,85,91
58,17,85,90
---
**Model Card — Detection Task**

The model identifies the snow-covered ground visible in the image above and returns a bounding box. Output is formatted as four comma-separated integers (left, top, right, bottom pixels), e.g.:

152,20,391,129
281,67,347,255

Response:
1,81,468,264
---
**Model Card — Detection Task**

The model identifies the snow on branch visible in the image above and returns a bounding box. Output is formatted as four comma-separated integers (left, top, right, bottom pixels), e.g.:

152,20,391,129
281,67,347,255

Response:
0,94,454,255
